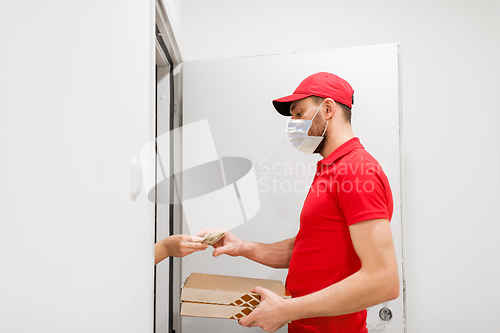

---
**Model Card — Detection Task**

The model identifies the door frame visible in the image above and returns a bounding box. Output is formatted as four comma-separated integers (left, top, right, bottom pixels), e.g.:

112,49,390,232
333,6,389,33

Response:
155,1,183,332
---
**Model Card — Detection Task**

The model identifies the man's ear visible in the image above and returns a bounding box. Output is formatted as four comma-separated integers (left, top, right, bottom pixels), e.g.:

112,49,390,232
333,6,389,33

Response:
325,98,336,119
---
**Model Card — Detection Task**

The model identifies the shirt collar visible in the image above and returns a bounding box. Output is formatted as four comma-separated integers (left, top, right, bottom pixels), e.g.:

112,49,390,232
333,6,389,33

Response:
319,137,364,166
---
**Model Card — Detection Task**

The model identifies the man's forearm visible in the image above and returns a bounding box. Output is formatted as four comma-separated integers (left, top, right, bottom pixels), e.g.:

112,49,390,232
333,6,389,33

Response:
240,237,295,269
287,268,399,320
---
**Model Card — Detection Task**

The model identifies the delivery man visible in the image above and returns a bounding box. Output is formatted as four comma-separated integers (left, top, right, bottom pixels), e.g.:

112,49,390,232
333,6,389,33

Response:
197,72,400,332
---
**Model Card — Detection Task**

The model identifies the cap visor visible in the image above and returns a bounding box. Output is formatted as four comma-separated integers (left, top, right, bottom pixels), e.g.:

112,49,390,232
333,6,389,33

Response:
272,93,311,116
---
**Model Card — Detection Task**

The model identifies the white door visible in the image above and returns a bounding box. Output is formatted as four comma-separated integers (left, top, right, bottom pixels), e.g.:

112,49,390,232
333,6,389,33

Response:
0,2,155,332
180,44,404,332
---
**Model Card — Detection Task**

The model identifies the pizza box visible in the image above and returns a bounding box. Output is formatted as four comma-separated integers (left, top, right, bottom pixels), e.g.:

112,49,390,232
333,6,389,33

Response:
180,272,291,320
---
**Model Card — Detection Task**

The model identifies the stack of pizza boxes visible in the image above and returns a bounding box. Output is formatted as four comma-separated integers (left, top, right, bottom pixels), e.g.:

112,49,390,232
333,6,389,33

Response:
180,272,292,320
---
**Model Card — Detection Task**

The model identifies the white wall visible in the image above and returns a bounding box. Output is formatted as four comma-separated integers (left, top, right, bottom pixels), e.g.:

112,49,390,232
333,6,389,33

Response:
163,0,185,51
182,1,500,332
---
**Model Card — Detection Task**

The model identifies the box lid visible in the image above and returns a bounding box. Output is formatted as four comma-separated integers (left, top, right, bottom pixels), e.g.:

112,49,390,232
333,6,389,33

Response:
181,273,291,307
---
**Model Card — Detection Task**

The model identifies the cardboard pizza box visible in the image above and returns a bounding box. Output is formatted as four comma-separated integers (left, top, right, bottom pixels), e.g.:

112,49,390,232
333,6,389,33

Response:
180,272,291,320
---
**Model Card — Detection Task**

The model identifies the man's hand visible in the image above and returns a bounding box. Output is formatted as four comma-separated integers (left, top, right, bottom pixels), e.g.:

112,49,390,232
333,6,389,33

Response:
162,234,208,257
238,287,291,333
195,229,246,258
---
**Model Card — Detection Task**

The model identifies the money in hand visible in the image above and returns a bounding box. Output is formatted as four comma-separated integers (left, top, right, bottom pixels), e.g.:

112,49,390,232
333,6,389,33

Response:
201,232,225,245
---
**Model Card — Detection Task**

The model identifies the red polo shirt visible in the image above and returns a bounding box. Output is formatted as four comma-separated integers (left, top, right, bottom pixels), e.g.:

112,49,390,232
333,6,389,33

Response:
286,137,393,333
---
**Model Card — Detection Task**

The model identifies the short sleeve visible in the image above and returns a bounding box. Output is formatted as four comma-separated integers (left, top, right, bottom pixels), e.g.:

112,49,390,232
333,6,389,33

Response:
336,157,391,226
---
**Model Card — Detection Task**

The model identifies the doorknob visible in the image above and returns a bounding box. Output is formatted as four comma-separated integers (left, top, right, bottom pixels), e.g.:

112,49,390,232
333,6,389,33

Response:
379,307,393,321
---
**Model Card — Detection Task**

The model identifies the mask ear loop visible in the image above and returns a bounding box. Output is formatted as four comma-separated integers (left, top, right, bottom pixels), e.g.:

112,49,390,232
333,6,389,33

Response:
322,118,329,136
312,99,325,120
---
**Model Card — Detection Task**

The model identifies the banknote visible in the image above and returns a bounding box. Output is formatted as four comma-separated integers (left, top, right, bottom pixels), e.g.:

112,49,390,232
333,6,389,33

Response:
201,232,225,245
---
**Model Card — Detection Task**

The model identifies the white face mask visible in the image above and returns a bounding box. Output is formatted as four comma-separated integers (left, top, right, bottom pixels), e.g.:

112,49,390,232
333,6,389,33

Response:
286,99,330,155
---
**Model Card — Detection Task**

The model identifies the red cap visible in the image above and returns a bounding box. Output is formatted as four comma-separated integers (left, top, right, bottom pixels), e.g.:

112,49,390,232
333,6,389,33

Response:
272,72,354,116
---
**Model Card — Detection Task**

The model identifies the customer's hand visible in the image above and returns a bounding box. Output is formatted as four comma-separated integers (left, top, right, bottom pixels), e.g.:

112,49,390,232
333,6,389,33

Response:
155,235,208,265
163,234,208,257
195,229,246,258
